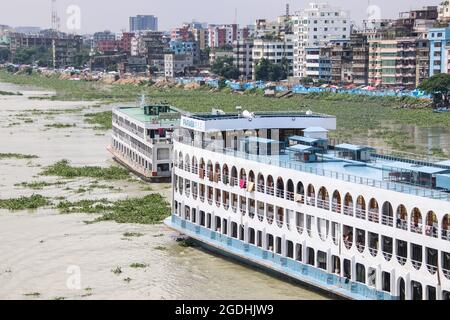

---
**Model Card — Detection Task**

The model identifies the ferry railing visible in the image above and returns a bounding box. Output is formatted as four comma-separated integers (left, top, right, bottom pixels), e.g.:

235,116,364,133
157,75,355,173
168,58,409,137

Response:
397,255,407,266
276,189,285,198
411,260,422,270
257,184,265,193
276,220,284,228
317,198,330,210
425,225,438,238
368,210,380,223
174,136,450,202
332,201,342,213
369,247,378,257
410,223,423,234
248,207,255,219
207,197,213,205
343,205,354,216
297,225,304,235
306,227,312,237
442,230,450,241
199,195,205,202
192,165,199,174
184,163,190,172
295,194,305,204
442,268,450,279
382,251,393,261
356,244,365,253
215,200,221,207
332,236,339,246
240,206,247,216
355,208,366,220
286,191,295,201
223,203,230,210
257,210,264,222
230,177,238,187
266,186,275,196
306,196,315,206
343,239,353,250
267,216,274,224
382,215,394,227
231,205,237,213
286,222,291,231
426,264,438,274
397,219,408,230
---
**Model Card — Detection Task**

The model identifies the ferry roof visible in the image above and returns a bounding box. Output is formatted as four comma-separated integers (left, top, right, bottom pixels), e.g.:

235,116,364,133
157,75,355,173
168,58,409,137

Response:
382,161,450,175
117,106,180,127
289,136,326,144
287,144,316,152
181,111,337,132
239,136,279,144
335,143,375,151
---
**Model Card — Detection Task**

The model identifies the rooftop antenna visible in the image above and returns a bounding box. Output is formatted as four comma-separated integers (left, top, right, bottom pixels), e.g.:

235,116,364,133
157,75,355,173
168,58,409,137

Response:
286,3,290,17
51,0,61,32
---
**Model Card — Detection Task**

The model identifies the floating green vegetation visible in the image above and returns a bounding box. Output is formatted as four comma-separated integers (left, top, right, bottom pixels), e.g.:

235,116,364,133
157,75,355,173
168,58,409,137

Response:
45,123,76,129
14,181,66,190
0,90,22,96
56,194,170,224
130,263,147,268
23,292,41,297
178,238,196,248
0,153,38,160
123,232,144,238
41,159,130,180
111,266,122,275
0,194,50,211
84,111,112,130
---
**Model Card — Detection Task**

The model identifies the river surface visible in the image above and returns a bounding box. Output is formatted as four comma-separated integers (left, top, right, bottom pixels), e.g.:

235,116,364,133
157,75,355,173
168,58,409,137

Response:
0,82,328,300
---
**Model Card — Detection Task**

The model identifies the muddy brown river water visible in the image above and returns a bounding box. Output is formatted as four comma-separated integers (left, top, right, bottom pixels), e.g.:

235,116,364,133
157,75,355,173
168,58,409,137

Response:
0,82,328,300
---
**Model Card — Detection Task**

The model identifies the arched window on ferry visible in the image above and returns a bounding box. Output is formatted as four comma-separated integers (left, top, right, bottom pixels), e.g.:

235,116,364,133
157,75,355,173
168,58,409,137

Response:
398,278,406,300
343,225,353,250
411,208,423,234
442,215,449,241
184,154,190,172
276,177,285,198
257,173,265,193
296,182,305,204
343,193,353,216
276,207,284,228
368,198,380,223
214,163,221,183
306,184,315,206
425,211,438,238
239,169,247,189
382,201,394,227
231,166,238,186
207,160,214,182
396,205,408,230
199,158,205,179
266,175,275,196
332,190,341,213
178,151,183,169
222,164,229,185
286,180,295,201
317,187,330,210
355,196,366,219
247,171,256,192
191,156,198,174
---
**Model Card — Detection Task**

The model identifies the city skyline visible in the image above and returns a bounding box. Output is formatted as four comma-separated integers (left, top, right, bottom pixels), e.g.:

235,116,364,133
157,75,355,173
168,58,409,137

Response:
0,0,442,34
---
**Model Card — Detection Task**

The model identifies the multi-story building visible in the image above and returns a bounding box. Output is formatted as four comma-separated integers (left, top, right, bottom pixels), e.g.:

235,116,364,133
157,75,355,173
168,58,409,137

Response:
169,40,200,65
368,38,417,88
168,109,450,300
293,3,351,79
428,26,450,77
351,34,369,86
109,104,180,181
416,33,430,86
329,40,353,85
233,39,254,80
439,1,450,23
164,53,194,78
93,30,116,44
129,15,158,33
192,27,209,50
133,32,167,73
118,32,135,55
252,36,295,79
208,24,238,48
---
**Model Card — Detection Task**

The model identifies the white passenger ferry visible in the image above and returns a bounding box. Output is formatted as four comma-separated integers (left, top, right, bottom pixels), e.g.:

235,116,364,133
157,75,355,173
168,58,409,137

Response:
108,104,181,181
165,109,450,300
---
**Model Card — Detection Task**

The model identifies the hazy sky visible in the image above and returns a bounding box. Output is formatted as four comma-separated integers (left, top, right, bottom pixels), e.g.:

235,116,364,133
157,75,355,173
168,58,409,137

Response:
0,0,441,34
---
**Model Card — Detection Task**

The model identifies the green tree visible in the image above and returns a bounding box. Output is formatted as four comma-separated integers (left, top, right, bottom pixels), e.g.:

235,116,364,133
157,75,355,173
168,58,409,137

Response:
211,56,239,80
419,73,450,108
254,58,288,82
13,46,52,67
0,47,10,63
73,48,91,68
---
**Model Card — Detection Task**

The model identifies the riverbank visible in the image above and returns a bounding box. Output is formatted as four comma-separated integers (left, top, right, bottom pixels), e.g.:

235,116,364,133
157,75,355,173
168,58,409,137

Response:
1,70,449,156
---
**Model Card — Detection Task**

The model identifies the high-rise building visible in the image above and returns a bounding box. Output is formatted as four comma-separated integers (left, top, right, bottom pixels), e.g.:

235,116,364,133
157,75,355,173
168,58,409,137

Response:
233,39,254,80
428,26,450,77
129,15,158,32
292,3,351,79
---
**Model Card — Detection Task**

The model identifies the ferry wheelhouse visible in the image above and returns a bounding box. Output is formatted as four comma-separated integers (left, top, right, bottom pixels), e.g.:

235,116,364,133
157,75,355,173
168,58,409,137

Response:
109,104,181,181
165,109,450,300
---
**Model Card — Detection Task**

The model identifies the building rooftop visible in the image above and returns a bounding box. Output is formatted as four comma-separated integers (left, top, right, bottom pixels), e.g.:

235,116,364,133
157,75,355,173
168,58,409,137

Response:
116,105,181,127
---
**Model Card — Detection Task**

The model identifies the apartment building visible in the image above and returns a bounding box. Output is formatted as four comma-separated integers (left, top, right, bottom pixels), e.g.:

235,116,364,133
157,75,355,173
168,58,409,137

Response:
439,1,450,23
252,36,295,79
428,26,450,77
351,34,369,86
164,53,194,78
233,39,254,80
368,37,417,88
292,3,351,79
129,15,158,32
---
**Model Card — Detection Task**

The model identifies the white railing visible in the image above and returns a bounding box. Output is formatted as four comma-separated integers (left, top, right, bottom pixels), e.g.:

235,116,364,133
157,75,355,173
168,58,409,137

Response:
286,191,294,201
382,215,393,227
257,184,265,193
425,225,438,238
317,198,330,210
266,186,275,196
442,230,450,241
355,208,366,220
382,251,393,261
215,200,221,207
222,174,230,185
443,268,450,279
286,222,291,231
411,260,422,270
426,264,438,274
410,223,423,234
332,236,338,246
397,255,407,265
267,216,274,224
276,189,285,198
306,228,312,237
207,197,213,205
297,226,304,234
192,165,198,174
276,220,284,228
368,210,379,223
332,202,342,213
343,240,353,249
397,219,408,230
257,212,264,222
295,194,305,204
240,207,247,216
230,177,238,187
343,205,354,216
306,196,315,206
356,244,365,252
223,203,230,210
249,208,255,219
199,196,205,202
369,247,378,256
231,205,237,213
